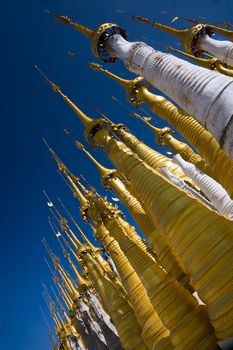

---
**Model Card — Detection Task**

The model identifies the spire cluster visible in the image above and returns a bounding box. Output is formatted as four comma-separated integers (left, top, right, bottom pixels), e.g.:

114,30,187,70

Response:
37,10,233,350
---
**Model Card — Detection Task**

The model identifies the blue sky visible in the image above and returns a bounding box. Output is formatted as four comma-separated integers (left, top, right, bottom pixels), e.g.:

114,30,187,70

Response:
1,0,233,349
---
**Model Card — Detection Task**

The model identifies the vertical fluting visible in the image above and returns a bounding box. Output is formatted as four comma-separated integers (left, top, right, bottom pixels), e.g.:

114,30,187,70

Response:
173,154,233,218
115,128,189,182
136,87,233,197
106,35,233,157
103,215,218,349
92,129,190,287
103,140,233,340
83,252,148,350
94,223,170,349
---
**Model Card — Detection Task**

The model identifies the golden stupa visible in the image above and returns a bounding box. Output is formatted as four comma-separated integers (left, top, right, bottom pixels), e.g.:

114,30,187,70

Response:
37,11,233,350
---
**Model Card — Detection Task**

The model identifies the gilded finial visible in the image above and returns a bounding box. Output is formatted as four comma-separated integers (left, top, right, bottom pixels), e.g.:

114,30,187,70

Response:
130,112,168,144
43,140,89,207
39,305,58,348
58,16,126,62
36,66,93,127
56,197,97,254
136,15,213,56
75,140,116,183
165,45,233,76
90,62,144,105
57,15,93,38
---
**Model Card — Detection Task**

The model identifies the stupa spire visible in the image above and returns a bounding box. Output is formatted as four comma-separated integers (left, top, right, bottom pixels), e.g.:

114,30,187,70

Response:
91,63,233,197
136,15,210,55
137,15,184,37
57,197,98,253
35,65,93,127
42,289,61,329
89,62,144,106
43,239,80,301
43,284,64,326
58,235,91,290
56,279,73,310
75,141,115,180
44,140,88,207
165,45,233,76
90,62,143,90
57,15,126,62
131,112,211,175
39,305,58,348
58,15,93,38
80,246,148,350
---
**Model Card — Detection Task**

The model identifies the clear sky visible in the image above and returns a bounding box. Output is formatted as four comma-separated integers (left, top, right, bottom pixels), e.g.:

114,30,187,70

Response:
1,0,233,349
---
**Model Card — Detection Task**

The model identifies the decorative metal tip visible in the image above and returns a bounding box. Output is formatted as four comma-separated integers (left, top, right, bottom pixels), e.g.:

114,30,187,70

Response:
57,15,72,25
165,45,173,50
35,66,60,92
75,141,84,151
89,62,103,71
137,16,150,24
130,112,141,119
63,129,70,135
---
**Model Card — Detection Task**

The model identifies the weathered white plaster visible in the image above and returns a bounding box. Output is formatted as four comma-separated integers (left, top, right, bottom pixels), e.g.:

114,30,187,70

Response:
105,34,233,158
161,166,215,210
173,154,233,219
198,35,233,67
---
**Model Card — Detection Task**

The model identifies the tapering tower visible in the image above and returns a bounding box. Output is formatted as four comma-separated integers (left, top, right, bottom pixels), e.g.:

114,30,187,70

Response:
39,78,193,285
49,152,170,349
89,63,233,197
75,140,190,286
136,16,233,67
43,97,233,341
52,207,125,350
165,45,233,77
57,16,233,158
75,243,149,350
55,149,221,349
43,284,80,350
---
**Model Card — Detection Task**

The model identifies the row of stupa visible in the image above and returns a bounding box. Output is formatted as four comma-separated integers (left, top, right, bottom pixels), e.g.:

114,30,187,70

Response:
38,13,233,350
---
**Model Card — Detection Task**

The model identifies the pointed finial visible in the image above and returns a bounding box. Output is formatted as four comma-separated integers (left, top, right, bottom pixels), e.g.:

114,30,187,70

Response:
57,196,97,253
75,140,116,181
39,305,58,347
36,66,93,127
57,16,126,61
165,45,219,70
89,62,131,88
137,16,181,37
43,141,89,207
57,15,94,38
90,62,144,102
136,16,212,55
130,112,166,142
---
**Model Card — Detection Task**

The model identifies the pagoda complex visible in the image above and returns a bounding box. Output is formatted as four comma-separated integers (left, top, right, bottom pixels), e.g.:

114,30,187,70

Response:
37,10,233,350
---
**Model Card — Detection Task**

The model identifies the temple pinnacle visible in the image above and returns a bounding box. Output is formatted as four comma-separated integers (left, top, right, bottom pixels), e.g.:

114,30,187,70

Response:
58,15,126,62
90,62,144,104
58,15,93,38
137,15,211,56
36,66,93,127
75,140,115,180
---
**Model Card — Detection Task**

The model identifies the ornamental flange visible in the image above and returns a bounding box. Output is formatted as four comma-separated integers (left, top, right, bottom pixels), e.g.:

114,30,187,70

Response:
127,77,145,107
155,127,174,146
91,23,127,62
101,169,118,189
84,118,108,147
183,24,213,56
